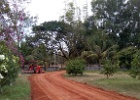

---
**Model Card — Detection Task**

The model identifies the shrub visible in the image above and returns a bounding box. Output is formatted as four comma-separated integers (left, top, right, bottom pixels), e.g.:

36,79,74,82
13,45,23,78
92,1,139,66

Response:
101,59,119,78
0,42,19,94
117,46,137,69
66,58,86,76
130,50,140,79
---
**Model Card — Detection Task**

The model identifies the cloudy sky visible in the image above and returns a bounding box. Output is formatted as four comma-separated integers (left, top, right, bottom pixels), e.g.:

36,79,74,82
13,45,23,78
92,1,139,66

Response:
27,0,92,24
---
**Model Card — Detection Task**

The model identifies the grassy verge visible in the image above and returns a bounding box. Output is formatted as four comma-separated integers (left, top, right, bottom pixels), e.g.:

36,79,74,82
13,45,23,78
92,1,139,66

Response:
66,70,140,100
0,73,31,100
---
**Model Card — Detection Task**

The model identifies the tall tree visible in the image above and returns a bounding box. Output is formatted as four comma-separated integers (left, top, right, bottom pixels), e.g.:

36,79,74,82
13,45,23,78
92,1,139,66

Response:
91,0,140,49
130,50,140,79
82,30,118,68
0,0,33,66
59,2,87,59
32,2,87,60
33,20,86,60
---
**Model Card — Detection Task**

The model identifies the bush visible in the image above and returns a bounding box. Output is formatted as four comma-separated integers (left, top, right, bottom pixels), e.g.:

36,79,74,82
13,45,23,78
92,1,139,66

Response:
117,46,137,69
0,42,19,94
130,50,140,79
66,58,86,76
101,59,119,78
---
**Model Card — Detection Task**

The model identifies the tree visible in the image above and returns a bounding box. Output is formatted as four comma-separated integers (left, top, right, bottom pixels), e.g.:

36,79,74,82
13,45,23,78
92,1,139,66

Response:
58,2,87,59
19,41,33,59
32,2,87,60
81,51,97,64
83,16,97,36
32,43,51,65
0,0,33,67
66,58,86,76
91,0,140,49
101,59,119,78
130,50,140,79
20,35,53,66
82,30,118,68
117,46,137,69
0,41,19,94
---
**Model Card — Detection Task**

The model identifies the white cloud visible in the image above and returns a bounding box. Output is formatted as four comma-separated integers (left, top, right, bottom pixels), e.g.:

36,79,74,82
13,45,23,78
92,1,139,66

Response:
26,0,92,24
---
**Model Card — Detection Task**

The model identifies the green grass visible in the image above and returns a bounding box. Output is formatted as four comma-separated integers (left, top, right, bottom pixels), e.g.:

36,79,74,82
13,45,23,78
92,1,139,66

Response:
0,73,31,100
66,70,140,100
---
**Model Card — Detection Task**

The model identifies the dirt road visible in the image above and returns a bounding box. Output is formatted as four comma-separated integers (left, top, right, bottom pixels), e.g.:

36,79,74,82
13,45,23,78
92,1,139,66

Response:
29,70,138,100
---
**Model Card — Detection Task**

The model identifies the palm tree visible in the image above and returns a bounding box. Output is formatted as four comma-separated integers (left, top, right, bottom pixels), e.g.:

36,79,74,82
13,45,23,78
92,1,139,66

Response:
82,31,118,69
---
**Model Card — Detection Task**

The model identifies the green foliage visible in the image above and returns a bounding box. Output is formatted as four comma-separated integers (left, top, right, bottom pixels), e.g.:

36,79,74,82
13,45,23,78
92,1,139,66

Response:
0,74,30,100
81,30,118,71
0,42,19,94
130,50,140,79
66,58,86,76
65,2,75,23
118,46,137,69
91,0,140,48
32,4,86,60
25,55,34,61
101,44,119,78
20,39,52,65
101,59,119,78
81,51,97,64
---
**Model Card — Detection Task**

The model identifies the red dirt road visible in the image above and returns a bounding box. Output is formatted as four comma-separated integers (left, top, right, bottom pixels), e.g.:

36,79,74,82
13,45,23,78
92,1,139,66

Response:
29,70,138,100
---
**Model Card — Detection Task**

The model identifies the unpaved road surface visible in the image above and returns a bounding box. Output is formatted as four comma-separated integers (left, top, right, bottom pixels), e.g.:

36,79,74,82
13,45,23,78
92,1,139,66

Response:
29,70,138,100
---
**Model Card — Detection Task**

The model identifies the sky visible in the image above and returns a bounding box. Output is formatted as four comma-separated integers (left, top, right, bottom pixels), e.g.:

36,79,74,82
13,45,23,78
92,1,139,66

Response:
26,0,92,24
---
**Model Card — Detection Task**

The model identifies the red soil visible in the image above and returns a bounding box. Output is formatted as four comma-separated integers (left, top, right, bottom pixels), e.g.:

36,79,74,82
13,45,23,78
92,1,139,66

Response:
29,70,138,100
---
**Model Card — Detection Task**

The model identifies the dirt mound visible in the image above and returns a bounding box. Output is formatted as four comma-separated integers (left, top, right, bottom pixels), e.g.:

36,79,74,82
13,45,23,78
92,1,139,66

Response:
29,71,138,100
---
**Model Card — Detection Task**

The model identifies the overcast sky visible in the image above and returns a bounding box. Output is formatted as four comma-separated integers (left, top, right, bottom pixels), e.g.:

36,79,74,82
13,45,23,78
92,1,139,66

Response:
26,0,92,24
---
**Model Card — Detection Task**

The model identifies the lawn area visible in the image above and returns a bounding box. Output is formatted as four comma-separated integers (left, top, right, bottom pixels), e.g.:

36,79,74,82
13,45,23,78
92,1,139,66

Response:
0,73,31,100
66,70,140,100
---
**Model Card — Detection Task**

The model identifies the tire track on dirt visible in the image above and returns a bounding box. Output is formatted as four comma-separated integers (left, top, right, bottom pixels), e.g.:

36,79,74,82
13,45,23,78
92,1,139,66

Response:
44,73,96,100
29,75,51,100
45,71,137,100
55,71,136,100
34,74,86,100
29,70,138,100
45,71,112,100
